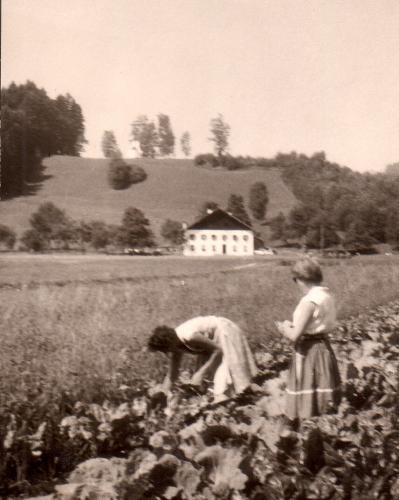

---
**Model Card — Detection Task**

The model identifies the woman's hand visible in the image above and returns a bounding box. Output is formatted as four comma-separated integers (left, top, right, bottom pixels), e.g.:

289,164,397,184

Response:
190,371,204,387
279,302,315,342
275,320,292,335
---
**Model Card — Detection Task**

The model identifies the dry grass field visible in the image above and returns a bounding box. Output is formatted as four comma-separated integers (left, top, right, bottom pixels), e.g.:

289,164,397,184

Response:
0,252,278,288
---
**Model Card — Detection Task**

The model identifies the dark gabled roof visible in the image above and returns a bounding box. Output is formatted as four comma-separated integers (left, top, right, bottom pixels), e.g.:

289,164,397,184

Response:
188,208,253,231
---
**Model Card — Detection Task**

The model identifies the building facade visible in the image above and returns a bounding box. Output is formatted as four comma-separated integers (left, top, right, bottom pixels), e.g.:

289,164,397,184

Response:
183,209,254,256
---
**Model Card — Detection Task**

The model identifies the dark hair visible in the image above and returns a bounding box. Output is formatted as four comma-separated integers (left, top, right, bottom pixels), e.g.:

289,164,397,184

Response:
148,325,179,353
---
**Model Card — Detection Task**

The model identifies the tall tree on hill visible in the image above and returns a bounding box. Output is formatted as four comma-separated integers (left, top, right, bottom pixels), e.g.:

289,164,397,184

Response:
249,182,269,220
130,115,158,158
226,194,251,226
101,130,122,158
1,81,86,198
157,114,175,156
180,131,191,157
209,114,230,157
53,94,86,156
118,207,154,248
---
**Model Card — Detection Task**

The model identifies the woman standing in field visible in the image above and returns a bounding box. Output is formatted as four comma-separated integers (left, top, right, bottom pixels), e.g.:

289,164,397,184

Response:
147,316,258,402
276,257,341,421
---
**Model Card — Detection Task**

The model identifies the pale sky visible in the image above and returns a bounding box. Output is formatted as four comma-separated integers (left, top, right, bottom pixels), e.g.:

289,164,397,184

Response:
2,0,399,172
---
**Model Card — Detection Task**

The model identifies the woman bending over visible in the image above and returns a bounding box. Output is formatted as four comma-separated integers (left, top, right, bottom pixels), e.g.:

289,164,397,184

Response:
148,316,258,402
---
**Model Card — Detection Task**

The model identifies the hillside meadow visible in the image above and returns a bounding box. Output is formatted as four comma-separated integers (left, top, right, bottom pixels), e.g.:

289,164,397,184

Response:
1,254,399,408
0,156,297,242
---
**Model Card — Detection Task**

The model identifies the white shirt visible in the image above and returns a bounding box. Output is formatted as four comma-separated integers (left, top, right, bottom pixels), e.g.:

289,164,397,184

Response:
293,286,336,334
175,316,222,344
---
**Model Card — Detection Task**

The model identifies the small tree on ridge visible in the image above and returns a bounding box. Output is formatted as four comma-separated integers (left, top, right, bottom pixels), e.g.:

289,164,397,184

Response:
209,114,230,157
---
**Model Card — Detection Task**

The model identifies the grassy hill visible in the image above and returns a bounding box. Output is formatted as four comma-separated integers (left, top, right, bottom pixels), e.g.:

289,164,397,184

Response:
0,156,298,243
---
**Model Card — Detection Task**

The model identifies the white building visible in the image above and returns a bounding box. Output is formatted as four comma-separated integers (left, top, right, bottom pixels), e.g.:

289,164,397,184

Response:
183,209,255,256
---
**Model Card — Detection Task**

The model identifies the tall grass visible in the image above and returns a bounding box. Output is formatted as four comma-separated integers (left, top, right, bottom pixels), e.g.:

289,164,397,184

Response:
1,257,399,406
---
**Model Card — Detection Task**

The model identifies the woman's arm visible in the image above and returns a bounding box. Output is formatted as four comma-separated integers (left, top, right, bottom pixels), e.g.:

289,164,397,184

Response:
163,350,183,391
279,301,315,343
185,334,223,386
191,349,222,386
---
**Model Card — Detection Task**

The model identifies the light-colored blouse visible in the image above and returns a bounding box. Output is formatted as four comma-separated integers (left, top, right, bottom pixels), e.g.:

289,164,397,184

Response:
293,286,336,334
175,315,222,346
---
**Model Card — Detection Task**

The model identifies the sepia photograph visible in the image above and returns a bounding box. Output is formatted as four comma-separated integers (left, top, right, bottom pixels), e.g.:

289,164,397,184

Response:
1,0,399,498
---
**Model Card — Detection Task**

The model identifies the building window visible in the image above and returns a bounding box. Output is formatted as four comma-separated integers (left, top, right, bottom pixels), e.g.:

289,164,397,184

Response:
233,235,238,241
190,245,195,252
201,234,207,240
222,234,227,241
212,234,217,240
233,246,237,252
189,234,196,240
202,245,206,252
243,235,248,241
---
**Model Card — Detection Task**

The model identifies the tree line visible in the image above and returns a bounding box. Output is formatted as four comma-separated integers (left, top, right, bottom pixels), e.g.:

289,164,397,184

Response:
8,202,155,252
269,152,399,250
106,115,191,159
0,179,269,252
1,81,86,198
0,202,183,252
199,183,269,228
103,113,232,160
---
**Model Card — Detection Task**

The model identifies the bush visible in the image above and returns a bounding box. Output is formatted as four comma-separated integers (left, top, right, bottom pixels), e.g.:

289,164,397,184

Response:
255,157,276,168
78,220,114,250
130,164,147,184
161,219,185,245
0,224,16,249
21,229,47,252
220,155,242,171
28,202,76,249
108,159,147,190
108,157,132,190
118,207,154,248
194,154,270,170
194,154,219,168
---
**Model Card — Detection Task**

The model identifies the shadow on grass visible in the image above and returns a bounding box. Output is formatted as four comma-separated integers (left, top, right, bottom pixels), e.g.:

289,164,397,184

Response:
1,161,53,200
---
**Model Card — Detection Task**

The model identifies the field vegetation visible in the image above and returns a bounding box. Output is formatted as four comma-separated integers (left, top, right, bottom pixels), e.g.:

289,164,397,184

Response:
9,301,398,499
1,255,399,495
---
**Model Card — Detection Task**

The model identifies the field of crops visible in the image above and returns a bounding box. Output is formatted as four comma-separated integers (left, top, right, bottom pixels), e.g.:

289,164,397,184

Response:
2,301,399,499
1,255,399,497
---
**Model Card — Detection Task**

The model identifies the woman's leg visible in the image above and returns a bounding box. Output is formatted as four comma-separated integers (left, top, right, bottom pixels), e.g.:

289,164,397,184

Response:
213,357,232,401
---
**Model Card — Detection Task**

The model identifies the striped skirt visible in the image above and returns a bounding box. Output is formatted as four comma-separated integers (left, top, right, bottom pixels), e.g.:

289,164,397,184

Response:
285,335,341,419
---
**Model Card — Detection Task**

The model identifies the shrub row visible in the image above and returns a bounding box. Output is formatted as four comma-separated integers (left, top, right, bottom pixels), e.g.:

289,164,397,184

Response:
194,154,276,171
